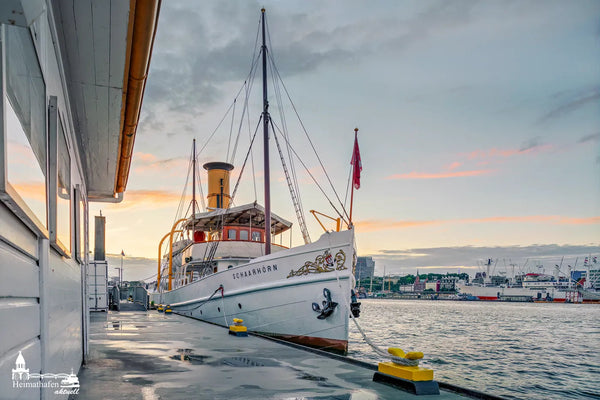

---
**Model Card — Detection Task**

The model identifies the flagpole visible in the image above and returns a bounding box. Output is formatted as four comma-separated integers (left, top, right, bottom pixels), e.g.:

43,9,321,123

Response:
349,128,358,227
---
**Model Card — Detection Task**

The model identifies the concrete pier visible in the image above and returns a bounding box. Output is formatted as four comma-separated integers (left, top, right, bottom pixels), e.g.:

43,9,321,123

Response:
75,311,485,399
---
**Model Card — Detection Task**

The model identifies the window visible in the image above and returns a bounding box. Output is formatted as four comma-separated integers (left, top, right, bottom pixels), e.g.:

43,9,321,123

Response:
252,231,261,242
227,229,237,240
56,118,71,251
1,24,47,235
75,186,86,264
47,96,70,257
239,229,248,241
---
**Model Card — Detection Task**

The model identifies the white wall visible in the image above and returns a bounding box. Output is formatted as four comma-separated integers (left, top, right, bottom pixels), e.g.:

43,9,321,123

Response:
0,1,88,399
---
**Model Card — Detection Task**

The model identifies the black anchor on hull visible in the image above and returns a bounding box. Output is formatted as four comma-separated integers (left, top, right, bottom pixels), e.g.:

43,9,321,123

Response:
312,288,338,319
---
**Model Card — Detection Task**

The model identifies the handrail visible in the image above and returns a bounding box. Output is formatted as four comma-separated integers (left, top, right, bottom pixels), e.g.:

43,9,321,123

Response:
157,229,181,289
168,218,188,290
310,210,341,233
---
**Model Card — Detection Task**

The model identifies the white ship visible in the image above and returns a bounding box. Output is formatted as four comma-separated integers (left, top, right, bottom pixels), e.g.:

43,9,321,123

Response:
456,278,573,302
151,9,361,354
457,258,600,303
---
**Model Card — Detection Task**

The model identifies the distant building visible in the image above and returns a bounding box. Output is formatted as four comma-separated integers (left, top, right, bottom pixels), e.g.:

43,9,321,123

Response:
399,284,414,293
440,276,459,291
413,271,426,292
355,257,375,281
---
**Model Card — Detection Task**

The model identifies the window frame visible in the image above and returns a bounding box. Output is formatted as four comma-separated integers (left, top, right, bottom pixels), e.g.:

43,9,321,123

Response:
75,185,87,264
48,95,70,258
227,228,237,240
0,24,49,239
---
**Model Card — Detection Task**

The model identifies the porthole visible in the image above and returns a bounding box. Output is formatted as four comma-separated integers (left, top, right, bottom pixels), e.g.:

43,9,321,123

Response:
238,303,242,309
200,310,202,315
218,307,221,312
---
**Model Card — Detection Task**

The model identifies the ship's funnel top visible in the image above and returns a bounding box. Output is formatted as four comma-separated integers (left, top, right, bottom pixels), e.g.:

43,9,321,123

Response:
203,162,234,209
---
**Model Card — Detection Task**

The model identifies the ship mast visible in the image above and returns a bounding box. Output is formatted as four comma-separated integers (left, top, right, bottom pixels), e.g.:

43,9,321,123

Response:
261,8,272,255
192,138,197,235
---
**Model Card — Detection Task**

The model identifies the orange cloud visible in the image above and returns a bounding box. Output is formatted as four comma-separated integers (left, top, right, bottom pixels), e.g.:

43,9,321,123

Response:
387,142,553,180
132,152,188,174
99,189,185,212
386,169,493,180
134,152,158,162
355,215,600,232
355,219,444,232
446,161,462,170
467,144,553,160
553,216,600,225
125,190,183,203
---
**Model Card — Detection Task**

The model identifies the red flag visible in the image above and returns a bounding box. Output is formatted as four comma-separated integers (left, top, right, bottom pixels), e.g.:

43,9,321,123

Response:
351,133,362,189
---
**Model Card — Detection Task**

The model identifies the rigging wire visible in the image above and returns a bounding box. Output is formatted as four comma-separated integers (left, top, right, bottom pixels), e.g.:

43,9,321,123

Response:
270,118,311,244
195,165,207,211
270,120,348,226
246,80,258,201
267,54,308,238
197,51,261,159
270,56,350,222
265,20,303,207
265,23,349,222
230,25,261,164
343,161,353,210
226,99,237,161
195,117,263,270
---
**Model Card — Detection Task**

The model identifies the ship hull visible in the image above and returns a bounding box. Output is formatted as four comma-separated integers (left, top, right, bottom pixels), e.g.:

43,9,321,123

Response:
457,283,576,302
153,230,355,354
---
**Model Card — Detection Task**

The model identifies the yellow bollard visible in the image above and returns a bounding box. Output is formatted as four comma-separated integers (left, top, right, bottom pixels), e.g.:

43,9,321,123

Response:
373,347,439,395
229,318,248,337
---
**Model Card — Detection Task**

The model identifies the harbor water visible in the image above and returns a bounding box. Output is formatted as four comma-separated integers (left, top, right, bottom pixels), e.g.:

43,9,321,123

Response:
348,299,600,400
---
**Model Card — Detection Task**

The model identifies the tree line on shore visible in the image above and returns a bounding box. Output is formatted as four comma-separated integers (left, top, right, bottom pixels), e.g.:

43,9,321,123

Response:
357,272,469,292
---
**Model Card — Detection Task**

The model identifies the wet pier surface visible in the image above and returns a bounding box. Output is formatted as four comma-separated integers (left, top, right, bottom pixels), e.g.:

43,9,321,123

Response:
75,311,475,399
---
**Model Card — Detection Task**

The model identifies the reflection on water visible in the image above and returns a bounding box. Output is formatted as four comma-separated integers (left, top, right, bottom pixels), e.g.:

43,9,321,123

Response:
348,299,600,400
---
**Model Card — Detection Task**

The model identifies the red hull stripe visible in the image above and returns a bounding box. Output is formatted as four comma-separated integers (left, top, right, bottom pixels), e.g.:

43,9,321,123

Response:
260,332,348,355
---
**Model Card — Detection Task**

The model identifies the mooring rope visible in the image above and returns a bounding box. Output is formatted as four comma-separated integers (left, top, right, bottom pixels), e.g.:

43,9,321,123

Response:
348,300,420,366
220,289,229,327
173,286,224,312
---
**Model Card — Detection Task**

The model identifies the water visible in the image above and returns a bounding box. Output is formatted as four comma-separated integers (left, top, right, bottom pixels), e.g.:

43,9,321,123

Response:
348,299,600,400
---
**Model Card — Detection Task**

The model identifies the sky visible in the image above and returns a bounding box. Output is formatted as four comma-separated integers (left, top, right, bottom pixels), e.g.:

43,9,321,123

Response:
90,0,600,280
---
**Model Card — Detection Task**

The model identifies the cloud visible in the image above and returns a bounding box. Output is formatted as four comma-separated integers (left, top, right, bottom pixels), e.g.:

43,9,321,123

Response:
124,190,182,203
539,86,600,123
367,244,600,275
387,139,553,180
144,1,361,113
355,215,600,233
105,253,157,282
356,219,442,232
386,169,493,180
132,152,188,174
467,143,552,160
519,136,543,152
578,132,600,144
100,189,185,212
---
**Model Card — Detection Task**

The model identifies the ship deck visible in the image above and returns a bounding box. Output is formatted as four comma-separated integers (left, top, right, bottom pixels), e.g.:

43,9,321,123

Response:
76,311,503,399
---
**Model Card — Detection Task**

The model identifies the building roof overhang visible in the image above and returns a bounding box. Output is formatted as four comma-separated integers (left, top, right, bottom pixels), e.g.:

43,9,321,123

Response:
52,0,161,201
